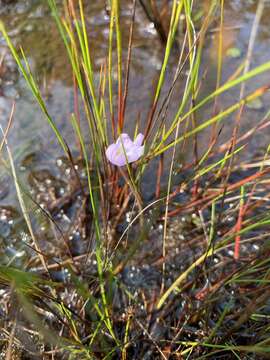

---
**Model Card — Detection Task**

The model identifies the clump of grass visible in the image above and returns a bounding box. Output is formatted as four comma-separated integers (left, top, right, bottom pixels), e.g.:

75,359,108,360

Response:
0,0,270,358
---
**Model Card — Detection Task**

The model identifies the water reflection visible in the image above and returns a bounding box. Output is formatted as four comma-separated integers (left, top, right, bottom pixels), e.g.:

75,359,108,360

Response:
0,0,270,205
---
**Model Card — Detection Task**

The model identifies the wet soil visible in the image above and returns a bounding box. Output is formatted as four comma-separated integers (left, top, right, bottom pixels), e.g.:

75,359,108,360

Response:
0,1,270,359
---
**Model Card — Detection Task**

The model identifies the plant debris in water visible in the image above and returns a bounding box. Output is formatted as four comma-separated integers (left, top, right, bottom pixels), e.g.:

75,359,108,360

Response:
0,0,270,359
0,153,269,359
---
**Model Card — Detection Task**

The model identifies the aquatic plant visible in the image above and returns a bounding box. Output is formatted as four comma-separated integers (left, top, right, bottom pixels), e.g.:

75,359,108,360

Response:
0,0,270,358
106,133,144,166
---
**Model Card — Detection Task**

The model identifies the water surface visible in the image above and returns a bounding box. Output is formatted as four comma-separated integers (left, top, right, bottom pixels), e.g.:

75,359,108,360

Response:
0,0,270,206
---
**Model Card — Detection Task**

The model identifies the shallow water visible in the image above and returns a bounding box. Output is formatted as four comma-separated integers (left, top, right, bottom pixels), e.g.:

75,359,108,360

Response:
0,4,270,357
0,0,270,222
0,5,269,155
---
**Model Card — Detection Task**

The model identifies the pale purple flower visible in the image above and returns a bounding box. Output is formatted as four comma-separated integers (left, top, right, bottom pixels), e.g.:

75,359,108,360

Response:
106,133,144,167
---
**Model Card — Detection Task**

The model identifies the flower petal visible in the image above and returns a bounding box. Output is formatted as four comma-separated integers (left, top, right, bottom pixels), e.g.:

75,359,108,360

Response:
114,155,127,167
134,133,144,147
106,143,127,166
105,143,118,164
106,133,144,166
125,145,144,163
116,133,132,146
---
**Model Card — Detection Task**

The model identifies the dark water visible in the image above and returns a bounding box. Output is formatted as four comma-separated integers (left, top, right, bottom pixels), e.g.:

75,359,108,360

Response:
0,0,270,210
0,4,269,357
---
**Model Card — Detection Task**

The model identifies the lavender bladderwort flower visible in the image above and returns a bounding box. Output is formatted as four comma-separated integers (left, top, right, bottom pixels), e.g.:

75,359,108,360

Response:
106,133,144,167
